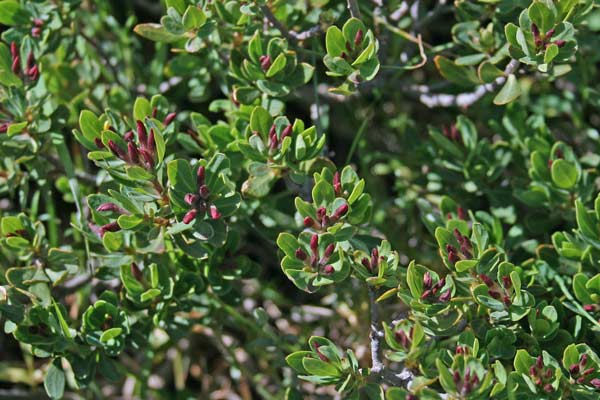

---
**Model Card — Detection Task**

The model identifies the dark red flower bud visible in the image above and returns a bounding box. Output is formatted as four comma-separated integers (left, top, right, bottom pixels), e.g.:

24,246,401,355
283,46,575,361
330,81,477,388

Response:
460,243,472,259
333,171,341,195
361,257,371,271
354,29,363,47
280,124,292,140
446,244,459,264
197,165,205,186
10,41,17,58
439,290,451,302
332,203,349,220
131,262,143,282
269,132,278,149
583,367,595,376
317,207,327,221
346,41,352,53
94,138,105,149
128,142,140,164
136,120,147,147
198,184,210,199
435,277,446,289
147,128,156,154
210,205,221,220
548,159,553,169
152,107,158,118
530,366,537,377
554,40,566,48
340,51,347,59
480,274,494,287
123,130,134,142
406,395,417,400
577,376,586,384
323,264,334,274
314,343,329,362
295,248,307,260
184,193,199,206
26,52,34,70
163,112,177,126
31,27,41,37
27,65,39,81
457,206,466,220
456,345,464,354
583,304,594,312
33,18,43,27
0,123,7,133
303,216,316,228
531,23,540,39
100,221,120,236
96,203,122,213
580,354,588,367
420,289,431,300
259,55,271,71
502,295,511,306
488,290,501,299
591,378,600,388
11,55,20,74
545,368,553,379
139,149,154,169
545,28,555,40
555,148,564,159
569,364,580,375
108,140,127,160
371,247,379,268
502,275,512,289
536,356,544,369
324,243,335,258
543,384,553,393
310,234,319,254
395,330,409,347
182,209,197,224
423,271,432,289
268,124,276,137
453,370,460,384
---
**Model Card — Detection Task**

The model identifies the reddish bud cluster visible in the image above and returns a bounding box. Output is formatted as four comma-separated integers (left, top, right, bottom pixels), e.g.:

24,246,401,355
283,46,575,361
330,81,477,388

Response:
295,234,335,275
9,42,39,82
531,23,566,51
259,55,271,71
529,355,555,392
420,275,450,303
31,18,43,37
361,247,381,274
568,353,600,386
480,272,512,307
394,325,414,349
442,124,461,143
267,124,292,153
313,343,329,362
182,165,222,224
452,366,480,396
304,203,349,231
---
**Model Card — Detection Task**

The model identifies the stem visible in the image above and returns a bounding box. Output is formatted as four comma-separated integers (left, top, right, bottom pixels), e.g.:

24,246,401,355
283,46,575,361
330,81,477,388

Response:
368,286,384,374
346,116,370,165
42,183,58,247
347,0,361,19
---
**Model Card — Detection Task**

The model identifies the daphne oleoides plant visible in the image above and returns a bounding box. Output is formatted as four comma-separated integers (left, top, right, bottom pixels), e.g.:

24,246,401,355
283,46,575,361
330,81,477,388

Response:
1,0,600,398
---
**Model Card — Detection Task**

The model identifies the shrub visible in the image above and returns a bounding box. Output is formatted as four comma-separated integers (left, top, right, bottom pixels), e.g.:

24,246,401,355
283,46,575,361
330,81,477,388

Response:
1,0,600,399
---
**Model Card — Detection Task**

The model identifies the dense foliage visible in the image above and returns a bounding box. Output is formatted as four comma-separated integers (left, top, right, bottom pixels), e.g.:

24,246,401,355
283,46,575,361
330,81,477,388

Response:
1,0,600,398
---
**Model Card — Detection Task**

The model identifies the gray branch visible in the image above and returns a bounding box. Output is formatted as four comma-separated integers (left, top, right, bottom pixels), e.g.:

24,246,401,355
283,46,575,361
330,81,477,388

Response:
368,287,384,374
347,0,362,19
417,59,520,108
260,6,322,42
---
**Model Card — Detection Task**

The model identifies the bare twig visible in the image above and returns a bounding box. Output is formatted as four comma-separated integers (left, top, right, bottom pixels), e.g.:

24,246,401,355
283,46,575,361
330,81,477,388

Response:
347,0,362,19
368,287,384,375
417,59,520,108
260,5,322,42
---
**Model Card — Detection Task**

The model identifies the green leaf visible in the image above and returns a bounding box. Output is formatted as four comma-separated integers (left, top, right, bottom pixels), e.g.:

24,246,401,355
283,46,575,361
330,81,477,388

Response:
302,357,340,376
434,55,479,87
544,44,559,64
182,5,206,30
325,26,346,57
0,0,28,26
79,110,102,142
551,159,578,189
575,200,598,238
250,106,272,136
277,233,299,257
100,327,123,342
478,61,504,83
493,74,521,105
134,23,183,43
44,360,65,400
133,97,152,121
266,52,287,78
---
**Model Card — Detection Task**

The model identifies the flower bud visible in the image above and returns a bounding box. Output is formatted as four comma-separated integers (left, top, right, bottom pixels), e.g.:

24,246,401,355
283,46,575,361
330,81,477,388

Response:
184,193,199,206
446,244,459,264
310,234,319,254
582,367,595,376
502,275,512,288
545,28,555,40
502,295,511,306
108,140,127,161
31,27,41,37
439,290,451,302
152,107,158,118
28,65,39,81
128,142,140,164
583,304,594,312
147,128,156,154
480,274,494,287
97,203,123,213
11,55,20,74
569,364,580,375
10,42,17,58
591,378,600,388
332,203,349,220
457,206,466,220
531,23,540,39
295,248,307,260
210,205,221,220
371,247,379,268
269,131,278,150
543,384,553,393
420,289,431,300
182,209,197,224
333,171,341,195
94,138,105,149
280,124,293,140
536,356,543,370
529,366,537,377
544,368,553,379
361,257,371,271
354,29,363,47
123,130,134,142
139,149,154,169
163,112,177,126
197,165,205,186
259,55,271,71
323,264,334,274
488,290,501,299
324,243,335,258
100,221,120,236
580,354,588,367
0,123,7,133
453,370,460,384
199,184,210,199
26,52,34,70
136,120,147,147
268,124,276,137
423,271,432,289
303,216,316,228
554,39,566,48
